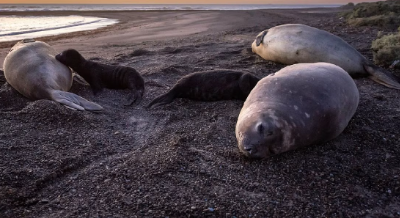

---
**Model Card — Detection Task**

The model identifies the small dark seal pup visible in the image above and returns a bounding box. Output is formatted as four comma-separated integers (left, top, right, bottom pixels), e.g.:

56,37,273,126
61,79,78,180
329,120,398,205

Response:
56,49,145,105
147,70,260,108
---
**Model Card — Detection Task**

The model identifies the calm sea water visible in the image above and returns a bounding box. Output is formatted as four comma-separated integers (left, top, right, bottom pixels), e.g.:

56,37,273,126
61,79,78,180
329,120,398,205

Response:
0,4,340,42
0,16,118,42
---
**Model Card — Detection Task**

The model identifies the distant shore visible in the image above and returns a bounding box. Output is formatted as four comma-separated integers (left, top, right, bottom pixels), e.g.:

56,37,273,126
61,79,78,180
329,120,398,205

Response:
0,7,342,67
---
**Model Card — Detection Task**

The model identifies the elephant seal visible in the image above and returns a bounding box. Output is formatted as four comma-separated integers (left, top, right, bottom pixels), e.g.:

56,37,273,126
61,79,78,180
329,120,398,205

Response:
236,63,359,159
3,39,103,111
252,24,400,89
56,49,145,105
147,70,260,108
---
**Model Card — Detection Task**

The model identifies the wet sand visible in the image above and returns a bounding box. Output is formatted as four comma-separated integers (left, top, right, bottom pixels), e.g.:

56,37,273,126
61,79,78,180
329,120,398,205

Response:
1,8,400,217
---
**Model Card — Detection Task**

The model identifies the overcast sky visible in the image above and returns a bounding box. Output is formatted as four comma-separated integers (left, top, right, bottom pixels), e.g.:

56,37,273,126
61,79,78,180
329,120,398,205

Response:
0,0,380,4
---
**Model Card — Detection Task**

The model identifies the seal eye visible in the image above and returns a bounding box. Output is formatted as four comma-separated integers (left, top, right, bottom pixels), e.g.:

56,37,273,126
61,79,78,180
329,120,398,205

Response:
267,131,274,136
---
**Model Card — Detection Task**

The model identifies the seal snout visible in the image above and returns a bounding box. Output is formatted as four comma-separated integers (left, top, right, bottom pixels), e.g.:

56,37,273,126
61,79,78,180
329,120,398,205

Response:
55,53,62,62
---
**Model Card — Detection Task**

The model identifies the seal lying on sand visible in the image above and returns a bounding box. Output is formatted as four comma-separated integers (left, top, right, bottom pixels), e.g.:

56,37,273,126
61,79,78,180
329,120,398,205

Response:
56,49,145,106
147,70,260,108
236,63,359,159
3,39,103,111
252,24,400,89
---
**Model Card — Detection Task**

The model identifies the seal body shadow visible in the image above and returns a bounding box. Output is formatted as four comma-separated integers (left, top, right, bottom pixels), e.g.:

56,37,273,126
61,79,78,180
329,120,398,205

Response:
3,40,103,111
56,49,145,106
236,63,359,159
251,24,400,89
147,70,260,108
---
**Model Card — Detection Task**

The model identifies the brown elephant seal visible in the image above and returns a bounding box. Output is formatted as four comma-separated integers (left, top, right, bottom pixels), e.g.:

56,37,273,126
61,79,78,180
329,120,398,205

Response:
252,24,400,89
236,63,359,159
56,49,145,105
147,70,260,108
3,39,103,111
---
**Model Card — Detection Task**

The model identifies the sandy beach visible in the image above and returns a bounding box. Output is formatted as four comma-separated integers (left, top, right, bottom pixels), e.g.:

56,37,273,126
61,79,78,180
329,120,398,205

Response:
1,8,400,217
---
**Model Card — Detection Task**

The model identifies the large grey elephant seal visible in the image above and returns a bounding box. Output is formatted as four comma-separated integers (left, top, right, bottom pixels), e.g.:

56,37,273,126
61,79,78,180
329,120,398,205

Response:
235,63,359,159
147,70,260,108
56,49,145,106
252,24,400,89
3,39,103,111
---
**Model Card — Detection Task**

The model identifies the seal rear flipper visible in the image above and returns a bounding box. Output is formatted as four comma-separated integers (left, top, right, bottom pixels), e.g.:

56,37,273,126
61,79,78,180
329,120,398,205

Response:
50,90,104,111
363,63,400,89
146,92,176,108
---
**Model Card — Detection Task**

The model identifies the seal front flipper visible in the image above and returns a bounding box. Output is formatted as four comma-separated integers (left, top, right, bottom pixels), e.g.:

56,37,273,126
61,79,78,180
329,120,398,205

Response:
363,63,400,89
146,91,176,108
50,90,103,111
255,30,268,46
124,89,144,106
73,73,90,86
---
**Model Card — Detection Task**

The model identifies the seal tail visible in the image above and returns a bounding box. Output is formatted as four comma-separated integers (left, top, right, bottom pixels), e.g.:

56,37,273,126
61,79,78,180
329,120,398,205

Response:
146,91,176,108
363,63,400,89
50,90,103,111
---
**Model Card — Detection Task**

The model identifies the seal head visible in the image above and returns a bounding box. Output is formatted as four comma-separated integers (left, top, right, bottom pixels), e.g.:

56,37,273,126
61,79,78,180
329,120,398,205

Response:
236,111,284,158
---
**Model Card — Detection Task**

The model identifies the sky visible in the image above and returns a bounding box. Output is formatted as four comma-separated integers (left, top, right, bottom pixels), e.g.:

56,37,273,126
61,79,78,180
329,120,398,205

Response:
0,0,380,4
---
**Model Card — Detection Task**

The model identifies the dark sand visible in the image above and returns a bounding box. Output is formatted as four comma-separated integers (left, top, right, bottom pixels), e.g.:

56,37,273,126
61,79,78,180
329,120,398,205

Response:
1,8,400,217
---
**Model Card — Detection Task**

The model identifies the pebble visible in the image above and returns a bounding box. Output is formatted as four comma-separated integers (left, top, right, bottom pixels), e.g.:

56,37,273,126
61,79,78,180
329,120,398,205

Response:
40,199,49,203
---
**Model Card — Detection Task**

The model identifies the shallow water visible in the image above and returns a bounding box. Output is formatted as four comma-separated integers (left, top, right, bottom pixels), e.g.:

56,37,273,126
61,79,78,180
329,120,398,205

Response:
0,15,118,42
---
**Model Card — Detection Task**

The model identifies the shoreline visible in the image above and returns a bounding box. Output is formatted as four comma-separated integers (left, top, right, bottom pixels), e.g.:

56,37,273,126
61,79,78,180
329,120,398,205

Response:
0,7,341,41
0,15,119,44
0,8,343,67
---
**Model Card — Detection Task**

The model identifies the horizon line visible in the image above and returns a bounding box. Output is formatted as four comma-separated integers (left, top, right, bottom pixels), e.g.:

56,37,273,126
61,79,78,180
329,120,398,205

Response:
0,3,345,5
